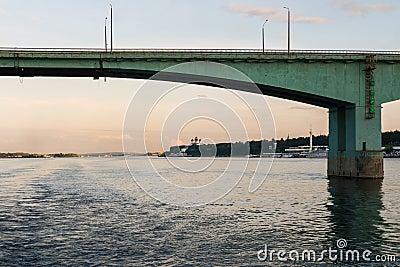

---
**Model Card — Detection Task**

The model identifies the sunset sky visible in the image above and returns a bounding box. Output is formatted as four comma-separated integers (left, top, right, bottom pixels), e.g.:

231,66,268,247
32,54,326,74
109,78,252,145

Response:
0,0,399,153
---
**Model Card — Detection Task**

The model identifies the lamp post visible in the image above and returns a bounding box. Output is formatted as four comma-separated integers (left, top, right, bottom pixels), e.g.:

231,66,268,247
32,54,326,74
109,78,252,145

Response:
262,19,268,53
110,4,113,52
283,7,290,53
104,17,108,52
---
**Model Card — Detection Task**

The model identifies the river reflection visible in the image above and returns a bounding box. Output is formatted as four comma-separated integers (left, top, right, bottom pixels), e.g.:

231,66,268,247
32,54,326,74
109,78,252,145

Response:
327,178,385,252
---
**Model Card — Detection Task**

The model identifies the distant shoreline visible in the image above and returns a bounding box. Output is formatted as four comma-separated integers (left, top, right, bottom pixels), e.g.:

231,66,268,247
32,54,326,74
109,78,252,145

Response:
2,130,398,159
0,152,79,159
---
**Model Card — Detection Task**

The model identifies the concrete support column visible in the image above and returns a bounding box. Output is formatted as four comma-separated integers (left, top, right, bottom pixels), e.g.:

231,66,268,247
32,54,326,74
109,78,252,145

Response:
328,105,383,179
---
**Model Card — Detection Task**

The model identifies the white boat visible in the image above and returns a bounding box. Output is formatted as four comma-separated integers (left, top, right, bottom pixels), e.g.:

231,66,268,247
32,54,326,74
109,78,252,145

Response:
284,129,328,158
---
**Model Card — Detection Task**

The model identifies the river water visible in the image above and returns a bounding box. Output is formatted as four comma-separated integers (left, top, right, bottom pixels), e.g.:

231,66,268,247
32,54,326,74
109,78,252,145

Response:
0,157,398,266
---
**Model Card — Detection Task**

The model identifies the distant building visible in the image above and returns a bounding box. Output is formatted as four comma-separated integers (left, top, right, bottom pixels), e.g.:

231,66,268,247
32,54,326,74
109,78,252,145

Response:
284,146,328,158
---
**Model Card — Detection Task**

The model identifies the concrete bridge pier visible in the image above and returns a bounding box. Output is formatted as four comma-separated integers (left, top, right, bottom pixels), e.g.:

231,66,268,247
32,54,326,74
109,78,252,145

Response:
328,105,384,179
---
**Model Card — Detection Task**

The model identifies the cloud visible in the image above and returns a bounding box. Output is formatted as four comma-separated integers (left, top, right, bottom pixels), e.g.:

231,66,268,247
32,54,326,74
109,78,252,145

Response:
96,135,122,141
332,0,396,16
0,8,7,17
26,15,42,23
226,3,329,23
294,17,330,23
289,105,317,110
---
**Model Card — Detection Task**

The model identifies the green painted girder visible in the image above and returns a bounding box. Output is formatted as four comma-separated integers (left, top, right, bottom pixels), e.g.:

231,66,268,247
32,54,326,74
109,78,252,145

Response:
1,49,400,108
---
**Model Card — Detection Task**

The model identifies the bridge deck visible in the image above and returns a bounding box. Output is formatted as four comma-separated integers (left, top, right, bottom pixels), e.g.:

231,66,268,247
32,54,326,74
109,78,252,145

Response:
1,47,400,54
0,48,400,60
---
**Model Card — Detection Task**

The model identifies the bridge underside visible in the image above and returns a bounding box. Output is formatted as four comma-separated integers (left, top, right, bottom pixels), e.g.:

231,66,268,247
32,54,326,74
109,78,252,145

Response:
0,67,351,108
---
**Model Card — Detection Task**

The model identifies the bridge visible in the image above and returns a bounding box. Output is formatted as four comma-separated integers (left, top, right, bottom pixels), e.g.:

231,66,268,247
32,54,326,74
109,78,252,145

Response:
1,48,400,179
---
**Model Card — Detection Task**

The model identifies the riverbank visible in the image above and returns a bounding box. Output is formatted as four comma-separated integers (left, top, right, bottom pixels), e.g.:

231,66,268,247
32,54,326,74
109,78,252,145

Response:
0,152,79,158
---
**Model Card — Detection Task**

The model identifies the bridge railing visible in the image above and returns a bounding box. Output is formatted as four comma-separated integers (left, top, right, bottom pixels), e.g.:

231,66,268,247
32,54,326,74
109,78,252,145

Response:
0,47,399,55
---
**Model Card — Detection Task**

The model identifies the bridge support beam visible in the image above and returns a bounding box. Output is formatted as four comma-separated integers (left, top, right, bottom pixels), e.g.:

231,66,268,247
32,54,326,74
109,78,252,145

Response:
328,105,383,179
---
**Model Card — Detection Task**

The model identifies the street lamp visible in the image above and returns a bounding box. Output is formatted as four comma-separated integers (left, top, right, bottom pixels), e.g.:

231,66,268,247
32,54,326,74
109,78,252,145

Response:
104,17,108,52
262,19,268,53
283,7,291,53
110,4,113,52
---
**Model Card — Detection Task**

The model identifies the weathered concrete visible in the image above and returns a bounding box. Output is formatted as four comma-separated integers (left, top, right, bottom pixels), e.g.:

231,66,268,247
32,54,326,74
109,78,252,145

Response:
328,154,384,179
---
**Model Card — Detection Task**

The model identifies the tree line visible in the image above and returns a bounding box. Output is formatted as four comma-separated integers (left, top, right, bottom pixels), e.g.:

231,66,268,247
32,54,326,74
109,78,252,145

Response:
187,130,400,156
276,130,400,153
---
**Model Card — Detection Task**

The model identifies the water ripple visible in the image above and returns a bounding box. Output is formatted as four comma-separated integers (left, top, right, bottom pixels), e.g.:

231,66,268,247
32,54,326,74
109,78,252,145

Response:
0,158,398,266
